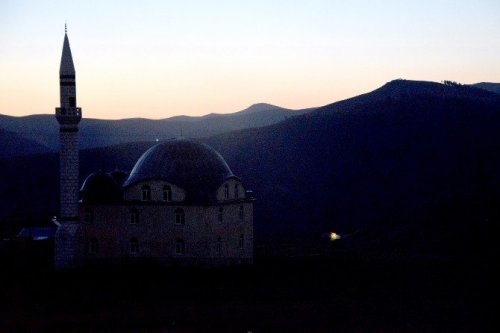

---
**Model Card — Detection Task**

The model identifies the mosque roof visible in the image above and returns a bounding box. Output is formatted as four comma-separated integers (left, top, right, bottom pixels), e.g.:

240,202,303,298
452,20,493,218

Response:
123,139,237,203
80,170,122,204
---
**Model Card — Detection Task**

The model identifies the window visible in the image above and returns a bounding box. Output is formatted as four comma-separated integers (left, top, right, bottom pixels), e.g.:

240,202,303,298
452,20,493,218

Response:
216,237,222,255
69,97,76,107
141,185,151,201
162,185,172,202
239,234,244,249
129,238,139,254
130,208,139,224
234,184,239,199
217,207,223,223
84,207,94,224
175,238,185,255
239,205,244,220
224,184,229,200
88,238,99,254
175,208,185,225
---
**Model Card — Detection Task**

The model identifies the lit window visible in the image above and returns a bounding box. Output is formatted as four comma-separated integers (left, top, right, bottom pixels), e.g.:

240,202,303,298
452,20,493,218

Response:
130,208,139,224
84,207,94,224
224,184,229,200
218,207,223,223
141,185,151,201
163,185,172,202
239,234,244,249
129,238,139,254
234,184,239,199
216,237,222,255
329,232,341,241
175,208,185,225
238,205,244,220
175,238,185,255
88,238,99,254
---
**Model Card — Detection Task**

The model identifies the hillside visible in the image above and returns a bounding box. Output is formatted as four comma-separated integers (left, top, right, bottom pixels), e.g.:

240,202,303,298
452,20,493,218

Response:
206,79,500,257
1,79,499,259
472,82,500,95
0,103,313,154
0,128,51,157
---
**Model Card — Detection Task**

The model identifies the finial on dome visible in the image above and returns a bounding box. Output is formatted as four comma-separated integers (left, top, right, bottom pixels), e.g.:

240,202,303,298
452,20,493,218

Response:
65,22,67,34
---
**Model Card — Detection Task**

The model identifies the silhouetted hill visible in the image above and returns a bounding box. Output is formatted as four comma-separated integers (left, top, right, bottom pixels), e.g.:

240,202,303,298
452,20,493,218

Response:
0,104,313,154
206,79,500,258
0,128,51,157
472,82,500,95
1,80,499,259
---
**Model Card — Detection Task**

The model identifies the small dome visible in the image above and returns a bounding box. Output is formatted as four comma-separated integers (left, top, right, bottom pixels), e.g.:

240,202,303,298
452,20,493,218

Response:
109,169,128,186
80,170,121,203
123,139,237,203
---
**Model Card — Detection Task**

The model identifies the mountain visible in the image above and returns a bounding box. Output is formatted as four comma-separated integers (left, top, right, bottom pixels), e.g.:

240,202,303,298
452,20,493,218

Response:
205,79,500,257
0,128,51,157
471,82,500,95
0,103,314,154
1,79,499,259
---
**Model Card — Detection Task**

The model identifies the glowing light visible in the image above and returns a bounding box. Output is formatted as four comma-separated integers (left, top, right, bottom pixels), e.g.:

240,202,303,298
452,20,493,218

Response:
329,232,341,241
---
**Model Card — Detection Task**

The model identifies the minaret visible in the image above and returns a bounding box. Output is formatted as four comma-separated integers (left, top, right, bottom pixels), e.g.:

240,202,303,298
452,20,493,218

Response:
54,25,83,269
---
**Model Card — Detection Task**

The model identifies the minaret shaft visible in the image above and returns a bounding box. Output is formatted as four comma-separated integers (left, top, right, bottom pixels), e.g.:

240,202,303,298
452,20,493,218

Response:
55,31,81,220
54,29,83,270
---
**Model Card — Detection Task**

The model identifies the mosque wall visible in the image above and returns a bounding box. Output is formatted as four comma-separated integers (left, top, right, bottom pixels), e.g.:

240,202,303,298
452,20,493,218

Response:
79,202,253,265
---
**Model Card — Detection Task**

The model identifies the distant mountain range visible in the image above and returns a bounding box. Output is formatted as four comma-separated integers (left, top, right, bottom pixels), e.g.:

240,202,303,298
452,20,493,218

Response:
1,79,499,259
471,82,500,95
0,103,315,157
0,128,50,158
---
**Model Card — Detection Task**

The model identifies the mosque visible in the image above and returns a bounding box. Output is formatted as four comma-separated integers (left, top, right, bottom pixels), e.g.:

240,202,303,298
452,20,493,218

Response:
53,28,254,269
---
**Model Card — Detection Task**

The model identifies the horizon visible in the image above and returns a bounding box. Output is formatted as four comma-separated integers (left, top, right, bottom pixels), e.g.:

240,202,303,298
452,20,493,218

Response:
1,0,500,120
1,78,496,121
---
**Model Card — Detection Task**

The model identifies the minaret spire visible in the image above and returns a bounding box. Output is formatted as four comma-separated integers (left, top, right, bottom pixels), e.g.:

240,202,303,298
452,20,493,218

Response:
54,27,82,269
65,22,67,34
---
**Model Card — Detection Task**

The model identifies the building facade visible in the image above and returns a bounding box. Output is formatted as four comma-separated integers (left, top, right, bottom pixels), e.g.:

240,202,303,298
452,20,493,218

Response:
53,29,254,269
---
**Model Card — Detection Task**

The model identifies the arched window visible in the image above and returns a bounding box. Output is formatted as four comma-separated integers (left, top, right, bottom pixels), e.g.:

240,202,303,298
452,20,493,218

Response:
84,207,94,224
216,237,222,255
130,208,139,224
163,185,172,202
239,205,244,220
175,238,185,255
234,184,239,199
239,234,244,249
175,208,185,225
129,238,139,254
141,185,151,201
217,207,223,223
224,184,229,200
88,238,99,254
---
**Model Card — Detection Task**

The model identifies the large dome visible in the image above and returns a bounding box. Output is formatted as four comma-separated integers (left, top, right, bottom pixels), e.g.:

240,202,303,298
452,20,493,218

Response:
123,139,237,203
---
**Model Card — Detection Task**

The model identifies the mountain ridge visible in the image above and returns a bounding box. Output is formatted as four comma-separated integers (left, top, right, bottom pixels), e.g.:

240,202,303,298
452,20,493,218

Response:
0,103,314,155
1,79,499,259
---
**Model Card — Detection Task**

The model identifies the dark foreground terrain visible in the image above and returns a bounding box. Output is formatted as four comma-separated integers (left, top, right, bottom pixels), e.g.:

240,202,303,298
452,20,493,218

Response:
0,243,494,332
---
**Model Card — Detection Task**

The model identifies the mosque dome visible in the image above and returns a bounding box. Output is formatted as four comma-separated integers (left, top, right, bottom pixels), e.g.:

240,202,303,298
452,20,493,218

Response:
123,139,237,203
80,170,121,203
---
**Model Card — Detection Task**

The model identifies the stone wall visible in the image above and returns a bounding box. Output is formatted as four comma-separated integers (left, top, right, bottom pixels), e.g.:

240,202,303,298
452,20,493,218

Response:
80,201,253,265
54,222,84,270
216,179,245,201
123,180,186,202
59,130,79,219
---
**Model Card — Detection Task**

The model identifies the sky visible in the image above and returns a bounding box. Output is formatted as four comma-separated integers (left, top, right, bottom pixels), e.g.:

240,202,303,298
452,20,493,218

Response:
1,0,499,120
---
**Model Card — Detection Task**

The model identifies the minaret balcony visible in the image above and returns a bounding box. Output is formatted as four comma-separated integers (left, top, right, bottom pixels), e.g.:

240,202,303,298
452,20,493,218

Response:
56,107,82,125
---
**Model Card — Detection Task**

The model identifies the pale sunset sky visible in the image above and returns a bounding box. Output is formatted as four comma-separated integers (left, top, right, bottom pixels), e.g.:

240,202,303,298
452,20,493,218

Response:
1,0,499,119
